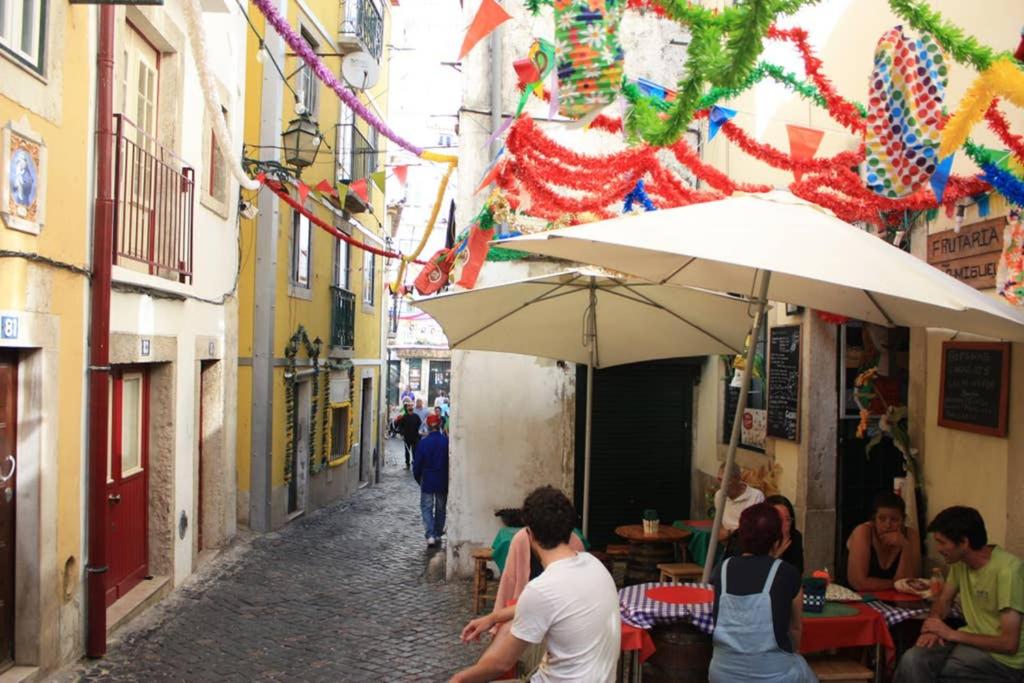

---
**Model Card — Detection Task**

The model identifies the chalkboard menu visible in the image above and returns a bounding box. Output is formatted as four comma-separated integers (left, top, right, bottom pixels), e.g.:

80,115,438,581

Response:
767,325,801,441
939,341,1010,437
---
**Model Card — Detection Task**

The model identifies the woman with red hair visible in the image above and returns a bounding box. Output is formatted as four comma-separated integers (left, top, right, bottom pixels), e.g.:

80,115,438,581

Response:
709,503,815,682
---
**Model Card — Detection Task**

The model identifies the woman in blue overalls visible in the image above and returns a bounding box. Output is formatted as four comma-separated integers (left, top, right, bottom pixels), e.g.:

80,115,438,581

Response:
709,503,817,683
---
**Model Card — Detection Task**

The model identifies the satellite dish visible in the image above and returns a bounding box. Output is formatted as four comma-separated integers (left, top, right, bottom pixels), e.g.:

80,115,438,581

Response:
342,51,380,90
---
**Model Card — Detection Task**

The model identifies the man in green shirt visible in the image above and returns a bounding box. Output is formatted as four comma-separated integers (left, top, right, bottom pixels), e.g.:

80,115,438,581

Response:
895,506,1024,682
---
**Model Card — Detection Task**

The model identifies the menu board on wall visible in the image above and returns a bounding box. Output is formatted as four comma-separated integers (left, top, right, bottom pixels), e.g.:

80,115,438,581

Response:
767,325,801,441
938,341,1010,437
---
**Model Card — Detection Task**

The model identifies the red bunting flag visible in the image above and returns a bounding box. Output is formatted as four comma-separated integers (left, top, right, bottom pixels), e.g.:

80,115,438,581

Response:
455,224,494,289
786,124,824,181
458,0,511,61
394,165,409,186
315,179,337,197
297,181,311,204
350,178,369,203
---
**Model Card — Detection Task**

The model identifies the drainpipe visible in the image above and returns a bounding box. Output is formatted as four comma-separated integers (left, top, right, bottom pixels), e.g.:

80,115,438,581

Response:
488,13,502,160
86,4,115,658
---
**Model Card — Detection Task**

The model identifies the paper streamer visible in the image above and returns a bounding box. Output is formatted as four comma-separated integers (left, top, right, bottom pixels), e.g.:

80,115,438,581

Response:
251,0,424,155
181,0,260,190
865,27,947,198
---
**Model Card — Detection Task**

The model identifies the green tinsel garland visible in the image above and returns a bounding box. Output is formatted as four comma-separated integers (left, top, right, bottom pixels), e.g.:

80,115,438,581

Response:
283,325,325,482
625,0,817,146
887,0,1008,73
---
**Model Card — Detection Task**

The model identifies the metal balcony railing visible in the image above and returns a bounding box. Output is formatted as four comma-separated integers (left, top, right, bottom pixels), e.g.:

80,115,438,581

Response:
331,286,356,349
111,114,195,283
339,0,383,61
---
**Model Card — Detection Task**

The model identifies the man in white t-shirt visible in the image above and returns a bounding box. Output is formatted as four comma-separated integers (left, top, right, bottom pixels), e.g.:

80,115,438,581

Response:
714,462,765,541
451,486,620,683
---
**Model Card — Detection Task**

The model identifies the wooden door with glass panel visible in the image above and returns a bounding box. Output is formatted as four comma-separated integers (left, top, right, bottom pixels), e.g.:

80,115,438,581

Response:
106,368,149,606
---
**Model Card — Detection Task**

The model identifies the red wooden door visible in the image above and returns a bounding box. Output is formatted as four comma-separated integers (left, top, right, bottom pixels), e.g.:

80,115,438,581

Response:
106,369,149,606
0,353,16,670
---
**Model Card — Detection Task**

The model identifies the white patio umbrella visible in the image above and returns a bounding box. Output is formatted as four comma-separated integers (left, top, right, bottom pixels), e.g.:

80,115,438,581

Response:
414,269,757,536
499,192,1024,579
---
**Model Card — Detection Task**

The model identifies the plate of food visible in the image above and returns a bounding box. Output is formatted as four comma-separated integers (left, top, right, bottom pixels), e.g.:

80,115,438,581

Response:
895,577,932,599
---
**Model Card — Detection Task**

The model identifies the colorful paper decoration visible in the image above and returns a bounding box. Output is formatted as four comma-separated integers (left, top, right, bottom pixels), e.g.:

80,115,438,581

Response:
1015,26,1024,62
552,0,625,119
350,178,369,203
998,210,1024,305
708,106,737,141
315,179,337,197
458,0,512,61
865,27,947,198
785,124,824,182
297,180,311,203
394,165,408,186
371,170,387,193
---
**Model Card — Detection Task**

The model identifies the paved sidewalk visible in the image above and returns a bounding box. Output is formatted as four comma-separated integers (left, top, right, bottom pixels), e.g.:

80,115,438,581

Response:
67,438,484,682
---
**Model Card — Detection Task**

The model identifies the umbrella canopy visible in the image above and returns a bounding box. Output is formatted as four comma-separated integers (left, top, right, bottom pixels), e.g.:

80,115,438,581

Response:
414,269,758,536
499,192,1024,342
414,269,753,367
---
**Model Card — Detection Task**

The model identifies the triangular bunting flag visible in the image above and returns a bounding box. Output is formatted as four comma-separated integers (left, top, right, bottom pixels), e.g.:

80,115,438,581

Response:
457,0,511,61
786,124,824,181
336,181,350,199
315,179,337,197
394,165,409,186
350,178,369,203
708,106,736,141
930,155,954,203
297,181,311,204
371,170,387,193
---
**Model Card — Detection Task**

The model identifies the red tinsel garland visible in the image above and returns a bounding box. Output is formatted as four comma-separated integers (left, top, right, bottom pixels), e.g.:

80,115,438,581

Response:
669,139,773,194
984,99,1024,164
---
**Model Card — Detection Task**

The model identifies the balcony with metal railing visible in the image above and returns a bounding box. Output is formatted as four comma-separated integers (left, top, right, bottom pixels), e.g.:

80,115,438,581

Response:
338,0,383,61
330,286,356,349
110,114,195,283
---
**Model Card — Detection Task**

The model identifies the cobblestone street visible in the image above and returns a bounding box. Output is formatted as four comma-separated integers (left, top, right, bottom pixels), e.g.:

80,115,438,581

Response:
66,438,484,682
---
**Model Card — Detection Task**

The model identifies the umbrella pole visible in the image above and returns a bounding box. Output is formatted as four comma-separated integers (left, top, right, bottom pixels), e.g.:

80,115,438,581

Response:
582,282,596,537
702,270,772,583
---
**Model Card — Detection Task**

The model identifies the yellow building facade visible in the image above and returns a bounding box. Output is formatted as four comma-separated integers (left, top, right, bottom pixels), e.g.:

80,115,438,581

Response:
237,0,392,529
0,0,93,673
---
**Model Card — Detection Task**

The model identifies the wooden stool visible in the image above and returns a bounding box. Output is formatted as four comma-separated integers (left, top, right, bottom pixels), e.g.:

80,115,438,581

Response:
471,548,496,614
657,562,704,584
809,658,874,681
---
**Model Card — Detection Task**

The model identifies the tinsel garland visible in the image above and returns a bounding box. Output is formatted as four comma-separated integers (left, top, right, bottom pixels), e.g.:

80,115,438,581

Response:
625,0,816,145
283,326,322,482
985,101,1024,164
980,162,1024,206
251,0,424,155
669,140,772,194
940,58,1024,159
180,0,260,190
887,0,1005,72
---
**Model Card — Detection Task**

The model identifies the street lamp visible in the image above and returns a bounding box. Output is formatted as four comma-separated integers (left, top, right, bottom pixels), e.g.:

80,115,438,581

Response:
281,113,323,172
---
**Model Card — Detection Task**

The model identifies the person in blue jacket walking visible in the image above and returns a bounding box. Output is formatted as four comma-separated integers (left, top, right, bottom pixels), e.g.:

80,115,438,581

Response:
413,413,449,547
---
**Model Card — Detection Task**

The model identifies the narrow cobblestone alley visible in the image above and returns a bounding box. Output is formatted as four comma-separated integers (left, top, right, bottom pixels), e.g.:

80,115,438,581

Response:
66,439,484,682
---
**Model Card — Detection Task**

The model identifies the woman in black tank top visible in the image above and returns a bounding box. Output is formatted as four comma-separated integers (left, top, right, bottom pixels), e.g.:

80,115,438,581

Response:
846,491,921,592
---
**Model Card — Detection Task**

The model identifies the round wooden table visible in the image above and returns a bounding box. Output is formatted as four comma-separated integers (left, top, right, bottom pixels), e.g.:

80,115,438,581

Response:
615,525,691,585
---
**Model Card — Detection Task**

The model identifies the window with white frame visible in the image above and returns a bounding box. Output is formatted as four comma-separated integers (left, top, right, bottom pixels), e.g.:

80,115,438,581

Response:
291,210,311,288
0,0,46,73
298,28,318,118
335,237,350,290
362,248,375,306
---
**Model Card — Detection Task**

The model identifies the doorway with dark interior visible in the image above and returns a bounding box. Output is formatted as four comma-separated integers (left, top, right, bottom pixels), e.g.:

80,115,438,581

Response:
0,352,17,671
574,358,698,549
360,377,373,483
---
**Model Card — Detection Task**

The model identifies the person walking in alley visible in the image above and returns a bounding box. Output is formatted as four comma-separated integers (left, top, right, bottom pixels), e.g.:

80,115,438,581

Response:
394,403,422,469
413,414,449,547
452,486,620,683
414,398,430,437
401,384,415,404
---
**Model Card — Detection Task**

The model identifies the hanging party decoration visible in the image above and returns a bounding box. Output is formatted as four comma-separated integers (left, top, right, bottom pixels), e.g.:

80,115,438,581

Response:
887,0,1004,72
864,27,947,198
458,0,513,61
181,0,260,191
350,178,369,203
297,180,311,204
1015,26,1024,63
939,58,1024,160
394,165,409,186
455,221,496,288
623,180,656,213
544,0,626,119
413,248,458,295
315,179,337,197
928,154,954,204
785,124,824,181
371,169,387,193
708,106,737,141
998,210,1024,305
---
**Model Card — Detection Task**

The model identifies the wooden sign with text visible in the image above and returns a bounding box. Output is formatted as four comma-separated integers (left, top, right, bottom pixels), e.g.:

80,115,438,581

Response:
927,217,1003,289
